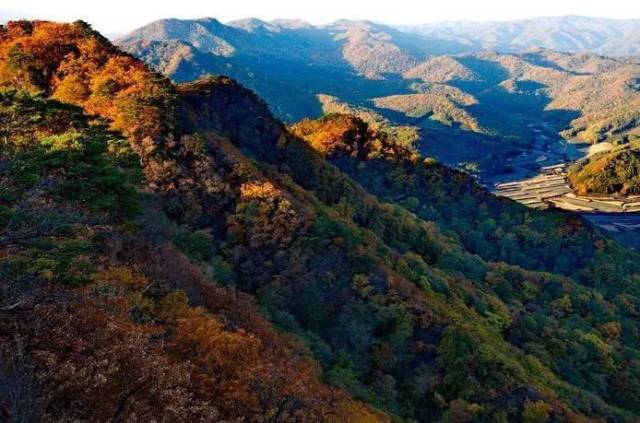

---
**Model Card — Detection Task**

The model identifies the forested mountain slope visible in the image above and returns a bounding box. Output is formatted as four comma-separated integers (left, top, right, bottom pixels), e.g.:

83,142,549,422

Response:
568,141,640,195
4,20,640,422
0,20,382,422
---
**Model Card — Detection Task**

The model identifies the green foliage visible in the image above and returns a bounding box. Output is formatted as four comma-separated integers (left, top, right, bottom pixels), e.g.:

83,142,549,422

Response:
3,238,95,285
0,92,140,287
8,131,138,215
173,228,214,262
569,144,640,195
522,400,551,423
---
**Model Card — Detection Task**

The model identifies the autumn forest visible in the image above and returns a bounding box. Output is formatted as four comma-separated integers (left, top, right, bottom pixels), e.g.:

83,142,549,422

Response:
2,13,640,423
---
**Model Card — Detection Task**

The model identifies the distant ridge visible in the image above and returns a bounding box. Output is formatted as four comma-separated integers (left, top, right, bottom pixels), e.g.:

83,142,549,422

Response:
119,15,640,57
403,15,640,56
119,16,640,144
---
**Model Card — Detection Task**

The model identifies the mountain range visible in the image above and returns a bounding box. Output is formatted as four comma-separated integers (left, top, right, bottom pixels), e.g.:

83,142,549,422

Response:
5,19,640,422
404,15,640,56
118,16,640,187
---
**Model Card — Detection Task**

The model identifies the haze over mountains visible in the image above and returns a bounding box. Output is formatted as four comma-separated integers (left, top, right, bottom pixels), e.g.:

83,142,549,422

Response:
405,15,640,56
119,16,640,69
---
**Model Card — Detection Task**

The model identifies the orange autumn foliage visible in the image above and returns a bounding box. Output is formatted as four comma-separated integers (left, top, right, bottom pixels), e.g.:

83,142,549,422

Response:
1,250,386,422
0,20,175,145
290,114,418,162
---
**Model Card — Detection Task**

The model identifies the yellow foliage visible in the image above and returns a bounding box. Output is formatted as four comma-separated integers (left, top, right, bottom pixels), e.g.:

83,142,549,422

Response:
522,400,551,423
240,181,281,200
94,266,149,290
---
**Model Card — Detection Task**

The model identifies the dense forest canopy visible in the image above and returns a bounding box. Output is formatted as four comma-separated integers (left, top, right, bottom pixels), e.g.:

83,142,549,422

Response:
3,20,640,422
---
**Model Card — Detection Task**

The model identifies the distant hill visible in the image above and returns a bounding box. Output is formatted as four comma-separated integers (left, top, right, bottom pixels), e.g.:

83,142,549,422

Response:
118,17,430,79
403,15,640,56
117,18,468,121
119,18,640,185
403,49,640,144
568,140,640,195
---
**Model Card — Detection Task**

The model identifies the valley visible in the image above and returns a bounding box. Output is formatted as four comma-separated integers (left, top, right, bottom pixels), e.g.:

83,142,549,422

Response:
117,19,640,199
489,123,640,237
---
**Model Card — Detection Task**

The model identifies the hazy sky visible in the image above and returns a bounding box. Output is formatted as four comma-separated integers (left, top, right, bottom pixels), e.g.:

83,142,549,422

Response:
1,0,640,34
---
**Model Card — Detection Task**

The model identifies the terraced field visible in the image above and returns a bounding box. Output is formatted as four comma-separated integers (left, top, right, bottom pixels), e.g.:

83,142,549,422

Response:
494,166,571,209
495,166,640,213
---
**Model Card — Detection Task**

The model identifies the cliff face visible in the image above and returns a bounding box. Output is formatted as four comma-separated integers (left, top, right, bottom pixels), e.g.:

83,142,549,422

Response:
4,20,640,422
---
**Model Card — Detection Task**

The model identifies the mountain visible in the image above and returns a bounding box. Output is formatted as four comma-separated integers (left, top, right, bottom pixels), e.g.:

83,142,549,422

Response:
119,17,461,79
403,49,640,143
403,16,640,56
119,18,640,186
568,141,640,195
0,20,382,422
6,19,640,422
117,17,466,121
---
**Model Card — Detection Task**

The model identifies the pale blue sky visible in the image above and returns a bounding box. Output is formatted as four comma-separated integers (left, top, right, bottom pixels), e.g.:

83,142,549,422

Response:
2,0,640,35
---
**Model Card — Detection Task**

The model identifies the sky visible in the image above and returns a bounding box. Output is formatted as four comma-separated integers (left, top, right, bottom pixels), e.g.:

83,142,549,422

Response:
1,0,640,35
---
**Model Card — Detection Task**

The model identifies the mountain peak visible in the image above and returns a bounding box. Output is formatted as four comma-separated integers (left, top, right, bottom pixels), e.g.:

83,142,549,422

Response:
327,19,384,29
227,17,277,32
269,18,313,29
